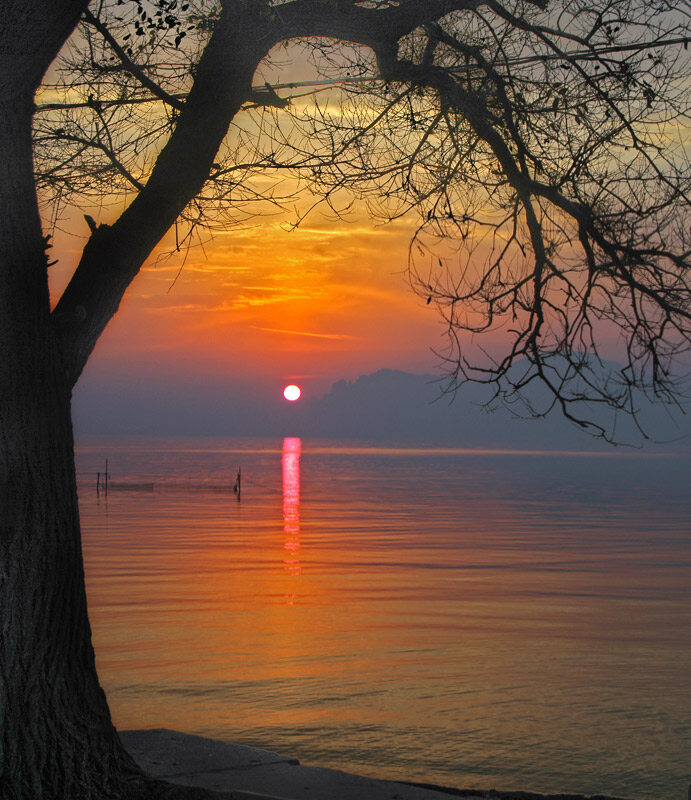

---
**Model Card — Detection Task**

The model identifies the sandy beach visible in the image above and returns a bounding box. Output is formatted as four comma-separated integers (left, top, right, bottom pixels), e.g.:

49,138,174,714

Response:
121,729,637,800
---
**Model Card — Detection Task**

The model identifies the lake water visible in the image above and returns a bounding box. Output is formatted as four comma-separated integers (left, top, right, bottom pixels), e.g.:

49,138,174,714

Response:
76,437,691,799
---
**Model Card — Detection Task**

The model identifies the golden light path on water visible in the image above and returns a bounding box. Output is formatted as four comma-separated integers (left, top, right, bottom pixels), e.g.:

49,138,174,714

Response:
282,437,301,584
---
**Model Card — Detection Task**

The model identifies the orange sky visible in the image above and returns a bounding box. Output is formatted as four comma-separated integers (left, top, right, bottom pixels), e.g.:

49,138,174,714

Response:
48,200,447,402
40,41,624,419
41,38,455,407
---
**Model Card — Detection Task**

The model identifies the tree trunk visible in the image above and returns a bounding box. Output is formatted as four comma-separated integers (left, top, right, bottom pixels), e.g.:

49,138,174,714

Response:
0,4,148,795
0,4,277,794
0,90,142,800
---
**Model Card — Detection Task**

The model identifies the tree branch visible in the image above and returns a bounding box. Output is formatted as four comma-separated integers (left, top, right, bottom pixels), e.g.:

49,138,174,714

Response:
82,9,185,111
51,1,280,385
271,0,545,47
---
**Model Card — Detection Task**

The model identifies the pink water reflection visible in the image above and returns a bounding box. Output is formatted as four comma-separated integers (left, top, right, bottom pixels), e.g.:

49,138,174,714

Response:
282,437,301,577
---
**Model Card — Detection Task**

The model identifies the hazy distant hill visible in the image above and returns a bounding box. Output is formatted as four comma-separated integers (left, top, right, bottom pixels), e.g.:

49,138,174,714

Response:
73,366,689,450
291,368,690,450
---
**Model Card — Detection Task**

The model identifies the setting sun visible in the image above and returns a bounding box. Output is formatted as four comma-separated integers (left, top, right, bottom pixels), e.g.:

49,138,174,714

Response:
283,384,302,402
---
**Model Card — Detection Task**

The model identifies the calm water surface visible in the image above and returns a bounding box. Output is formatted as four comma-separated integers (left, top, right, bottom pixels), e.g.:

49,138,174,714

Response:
76,437,691,799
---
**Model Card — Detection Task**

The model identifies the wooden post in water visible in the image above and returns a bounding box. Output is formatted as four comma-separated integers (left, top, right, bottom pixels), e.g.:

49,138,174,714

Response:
234,467,242,501
97,460,109,495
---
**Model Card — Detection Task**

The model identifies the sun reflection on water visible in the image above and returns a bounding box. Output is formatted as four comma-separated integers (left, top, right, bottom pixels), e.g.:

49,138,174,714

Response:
282,437,301,580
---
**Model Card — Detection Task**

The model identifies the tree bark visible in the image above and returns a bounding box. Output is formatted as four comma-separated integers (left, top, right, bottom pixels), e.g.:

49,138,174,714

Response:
0,336,141,798
0,12,144,798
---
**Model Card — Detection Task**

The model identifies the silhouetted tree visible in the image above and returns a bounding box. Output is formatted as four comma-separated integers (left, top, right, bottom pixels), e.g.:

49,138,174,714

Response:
1,1,689,797
37,0,691,440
